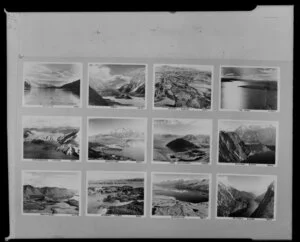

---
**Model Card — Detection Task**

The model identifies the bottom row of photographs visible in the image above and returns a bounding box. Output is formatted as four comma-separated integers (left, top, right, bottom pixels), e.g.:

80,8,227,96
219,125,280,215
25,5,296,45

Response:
22,171,276,220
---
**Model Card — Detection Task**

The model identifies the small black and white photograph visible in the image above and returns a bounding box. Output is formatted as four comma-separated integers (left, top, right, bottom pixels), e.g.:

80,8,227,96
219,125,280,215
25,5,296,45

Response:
23,116,81,161
22,171,81,216
217,174,276,220
151,173,210,219
87,171,145,217
218,120,277,166
153,64,212,110
23,62,82,107
152,119,212,164
88,118,146,162
88,63,146,108
220,66,279,111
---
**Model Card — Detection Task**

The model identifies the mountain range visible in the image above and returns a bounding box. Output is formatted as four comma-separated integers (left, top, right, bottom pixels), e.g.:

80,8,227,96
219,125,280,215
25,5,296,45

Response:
24,128,80,157
218,180,274,219
219,125,276,163
24,79,80,96
89,68,145,105
155,178,209,192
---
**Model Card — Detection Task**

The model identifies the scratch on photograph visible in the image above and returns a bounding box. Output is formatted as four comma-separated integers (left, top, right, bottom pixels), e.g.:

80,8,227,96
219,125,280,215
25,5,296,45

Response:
152,119,212,164
217,174,276,220
87,171,145,217
153,64,213,110
151,173,210,219
88,118,146,163
88,63,146,109
23,62,82,107
220,66,279,111
23,116,81,161
22,171,81,216
218,120,278,166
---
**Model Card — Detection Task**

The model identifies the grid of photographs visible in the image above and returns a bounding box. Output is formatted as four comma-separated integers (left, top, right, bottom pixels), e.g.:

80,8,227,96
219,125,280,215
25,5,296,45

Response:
20,61,279,220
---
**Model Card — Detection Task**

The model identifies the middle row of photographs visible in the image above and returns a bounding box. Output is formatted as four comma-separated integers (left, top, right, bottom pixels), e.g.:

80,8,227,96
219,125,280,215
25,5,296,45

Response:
22,117,278,166
23,62,280,112
22,170,277,220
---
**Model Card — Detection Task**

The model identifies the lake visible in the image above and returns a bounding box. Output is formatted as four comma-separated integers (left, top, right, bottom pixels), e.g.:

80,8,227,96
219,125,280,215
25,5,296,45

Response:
244,151,275,164
221,80,277,110
153,189,208,203
24,88,80,106
104,139,145,161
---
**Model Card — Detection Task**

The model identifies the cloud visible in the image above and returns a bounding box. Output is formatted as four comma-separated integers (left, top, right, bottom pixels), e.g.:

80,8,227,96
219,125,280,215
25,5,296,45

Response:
24,63,81,84
23,116,80,129
89,65,132,84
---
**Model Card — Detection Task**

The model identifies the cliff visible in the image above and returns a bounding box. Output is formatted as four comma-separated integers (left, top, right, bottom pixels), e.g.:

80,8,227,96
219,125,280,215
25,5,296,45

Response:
251,182,275,219
219,131,251,163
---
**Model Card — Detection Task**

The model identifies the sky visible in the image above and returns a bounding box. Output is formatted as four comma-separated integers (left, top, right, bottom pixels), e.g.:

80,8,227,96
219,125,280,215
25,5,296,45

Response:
23,116,80,129
219,120,276,132
88,171,144,182
23,62,82,85
218,175,275,196
23,171,80,190
155,64,213,73
153,173,209,183
153,119,212,136
88,118,146,136
221,66,278,81
88,63,145,83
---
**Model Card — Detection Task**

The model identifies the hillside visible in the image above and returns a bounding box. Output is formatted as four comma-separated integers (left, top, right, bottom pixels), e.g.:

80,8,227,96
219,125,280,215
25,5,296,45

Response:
156,179,209,192
23,184,76,201
166,138,199,152
60,79,80,96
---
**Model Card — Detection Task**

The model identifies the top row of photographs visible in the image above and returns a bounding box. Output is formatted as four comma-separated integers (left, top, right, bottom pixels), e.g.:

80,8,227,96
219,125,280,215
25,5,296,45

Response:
23,62,280,112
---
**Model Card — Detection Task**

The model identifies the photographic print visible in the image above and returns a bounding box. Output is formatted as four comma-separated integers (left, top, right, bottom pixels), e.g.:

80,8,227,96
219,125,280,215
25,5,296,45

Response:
152,119,212,164
218,120,277,166
154,64,212,110
88,63,146,108
217,174,276,220
88,118,146,162
151,173,210,218
22,171,81,216
23,62,82,107
220,66,279,111
87,171,145,217
23,116,81,161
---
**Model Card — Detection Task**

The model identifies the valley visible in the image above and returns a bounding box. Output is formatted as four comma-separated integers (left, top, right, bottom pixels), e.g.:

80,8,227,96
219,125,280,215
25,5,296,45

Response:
23,127,80,160
152,178,209,218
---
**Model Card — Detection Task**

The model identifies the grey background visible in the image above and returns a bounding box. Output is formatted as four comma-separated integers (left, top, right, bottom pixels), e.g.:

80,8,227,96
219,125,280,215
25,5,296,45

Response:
7,7,293,239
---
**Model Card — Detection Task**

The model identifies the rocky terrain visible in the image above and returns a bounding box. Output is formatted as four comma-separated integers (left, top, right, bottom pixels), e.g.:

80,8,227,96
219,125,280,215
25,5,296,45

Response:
152,196,209,218
23,185,79,215
152,179,209,218
154,66,211,109
219,125,276,164
23,128,80,159
217,180,275,219
154,134,210,163
88,179,144,216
